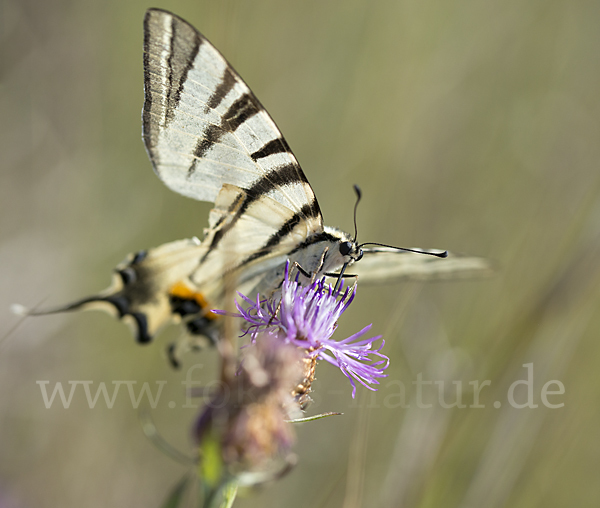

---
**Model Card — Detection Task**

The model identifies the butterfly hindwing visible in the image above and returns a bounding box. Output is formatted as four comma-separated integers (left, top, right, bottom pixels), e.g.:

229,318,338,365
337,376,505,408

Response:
20,239,208,344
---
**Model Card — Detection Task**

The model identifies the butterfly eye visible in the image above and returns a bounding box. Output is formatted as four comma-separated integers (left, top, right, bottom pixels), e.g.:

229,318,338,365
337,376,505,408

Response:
339,241,353,257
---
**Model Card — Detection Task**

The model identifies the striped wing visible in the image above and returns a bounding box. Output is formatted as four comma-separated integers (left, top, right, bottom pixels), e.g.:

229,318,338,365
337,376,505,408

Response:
189,183,325,297
142,8,321,233
352,247,493,284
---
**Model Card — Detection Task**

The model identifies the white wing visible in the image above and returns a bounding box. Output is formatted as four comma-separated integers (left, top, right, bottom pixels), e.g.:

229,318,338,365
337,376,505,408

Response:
351,247,493,284
142,8,321,229
190,184,323,297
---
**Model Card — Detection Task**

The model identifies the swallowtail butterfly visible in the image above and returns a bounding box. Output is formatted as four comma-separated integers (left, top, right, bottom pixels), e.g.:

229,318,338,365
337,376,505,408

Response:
17,9,489,366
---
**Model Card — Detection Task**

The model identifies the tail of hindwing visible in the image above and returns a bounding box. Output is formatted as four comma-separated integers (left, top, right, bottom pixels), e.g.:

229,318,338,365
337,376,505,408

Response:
16,238,221,362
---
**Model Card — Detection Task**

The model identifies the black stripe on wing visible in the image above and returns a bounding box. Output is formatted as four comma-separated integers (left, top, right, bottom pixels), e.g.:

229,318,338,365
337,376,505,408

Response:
240,202,322,266
205,68,237,112
190,124,226,167
289,230,341,255
223,93,260,131
201,164,322,262
188,93,261,176
250,137,292,161
143,9,203,148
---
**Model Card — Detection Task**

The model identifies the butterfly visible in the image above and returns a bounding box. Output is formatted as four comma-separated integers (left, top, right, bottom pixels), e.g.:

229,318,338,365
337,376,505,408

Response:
17,9,489,366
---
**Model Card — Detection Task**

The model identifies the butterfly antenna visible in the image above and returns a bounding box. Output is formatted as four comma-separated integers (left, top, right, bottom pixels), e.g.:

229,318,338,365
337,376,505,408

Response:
334,185,362,295
352,184,362,243
358,242,448,258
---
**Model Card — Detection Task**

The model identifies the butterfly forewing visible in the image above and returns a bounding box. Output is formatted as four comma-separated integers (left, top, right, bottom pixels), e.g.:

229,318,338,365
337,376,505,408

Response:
143,8,322,226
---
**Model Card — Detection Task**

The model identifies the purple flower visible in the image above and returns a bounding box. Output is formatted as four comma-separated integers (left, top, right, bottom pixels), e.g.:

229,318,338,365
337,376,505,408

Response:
216,262,389,398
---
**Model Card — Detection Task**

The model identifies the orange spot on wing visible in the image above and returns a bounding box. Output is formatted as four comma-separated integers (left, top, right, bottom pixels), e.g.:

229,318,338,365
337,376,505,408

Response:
169,281,218,320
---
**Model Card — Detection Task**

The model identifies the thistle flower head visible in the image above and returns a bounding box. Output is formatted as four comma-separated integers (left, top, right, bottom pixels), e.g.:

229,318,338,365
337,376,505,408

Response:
195,335,301,476
222,262,389,398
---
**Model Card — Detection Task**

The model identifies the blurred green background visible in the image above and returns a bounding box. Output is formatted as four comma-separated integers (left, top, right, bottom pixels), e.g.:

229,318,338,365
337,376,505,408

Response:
2,0,600,506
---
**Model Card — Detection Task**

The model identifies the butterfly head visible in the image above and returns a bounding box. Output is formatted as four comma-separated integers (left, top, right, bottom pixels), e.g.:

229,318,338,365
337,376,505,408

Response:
321,228,363,294
339,239,363,263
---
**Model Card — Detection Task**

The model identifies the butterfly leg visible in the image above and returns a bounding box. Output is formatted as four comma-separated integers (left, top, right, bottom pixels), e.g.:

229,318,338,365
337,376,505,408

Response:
291,261,312,279
312,247,330,283
291,246,330,282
